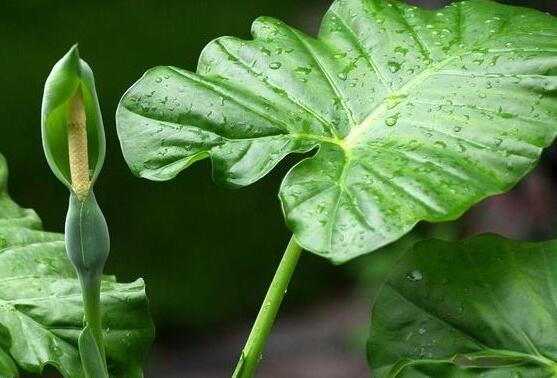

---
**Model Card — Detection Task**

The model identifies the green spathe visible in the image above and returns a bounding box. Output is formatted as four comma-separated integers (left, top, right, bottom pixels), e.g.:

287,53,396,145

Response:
117,0,557,263
369,234,557,377
41,44,105,190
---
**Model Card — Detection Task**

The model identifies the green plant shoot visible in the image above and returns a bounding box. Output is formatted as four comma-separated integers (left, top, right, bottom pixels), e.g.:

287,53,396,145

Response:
41,45,110,378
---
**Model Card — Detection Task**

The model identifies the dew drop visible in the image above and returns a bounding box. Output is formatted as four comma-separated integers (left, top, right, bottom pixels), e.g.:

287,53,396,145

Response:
387,61,402,73
269,62,282,70
406,270,423,282
386,94,407,109
295,66,312,75
385,113,399,127
506,161,514,171
394,46,409,56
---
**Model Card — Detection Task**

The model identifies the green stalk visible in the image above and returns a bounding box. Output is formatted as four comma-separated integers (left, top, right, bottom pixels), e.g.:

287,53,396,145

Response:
232,235,303,378
66,192,110,378
80,272,106,362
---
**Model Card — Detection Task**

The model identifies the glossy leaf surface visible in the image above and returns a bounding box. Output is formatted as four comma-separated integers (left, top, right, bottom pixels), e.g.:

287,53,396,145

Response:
117,0,557,262
369,234,557,377
0,154,154,377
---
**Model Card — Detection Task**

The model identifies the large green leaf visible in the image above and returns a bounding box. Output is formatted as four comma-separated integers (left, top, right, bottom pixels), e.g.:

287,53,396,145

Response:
0,154,154,377
368,234,557,377
117,0,557,263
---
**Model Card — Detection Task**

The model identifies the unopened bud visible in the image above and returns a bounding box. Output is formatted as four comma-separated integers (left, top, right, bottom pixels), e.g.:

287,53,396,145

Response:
41,44,105,195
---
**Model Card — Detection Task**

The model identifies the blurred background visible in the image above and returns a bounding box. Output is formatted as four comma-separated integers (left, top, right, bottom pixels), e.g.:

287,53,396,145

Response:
1,0,556,377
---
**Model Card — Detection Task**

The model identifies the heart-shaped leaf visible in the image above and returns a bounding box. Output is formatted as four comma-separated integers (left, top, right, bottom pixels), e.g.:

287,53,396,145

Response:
368,234,557,377
117,0,557,263
0,154,154,377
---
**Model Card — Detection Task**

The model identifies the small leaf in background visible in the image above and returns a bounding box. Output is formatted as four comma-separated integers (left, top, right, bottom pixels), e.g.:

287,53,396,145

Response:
368,234,557,377
0,154,154,377
117,0,557,263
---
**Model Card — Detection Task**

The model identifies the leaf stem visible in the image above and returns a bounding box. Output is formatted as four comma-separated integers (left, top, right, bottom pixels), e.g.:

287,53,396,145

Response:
232,235,303,378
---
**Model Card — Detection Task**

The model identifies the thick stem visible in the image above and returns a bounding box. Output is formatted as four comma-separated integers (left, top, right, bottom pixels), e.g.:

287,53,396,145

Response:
232,235,303,378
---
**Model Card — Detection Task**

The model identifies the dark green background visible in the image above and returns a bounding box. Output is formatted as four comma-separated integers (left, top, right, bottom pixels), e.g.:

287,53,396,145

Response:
0,0,555,375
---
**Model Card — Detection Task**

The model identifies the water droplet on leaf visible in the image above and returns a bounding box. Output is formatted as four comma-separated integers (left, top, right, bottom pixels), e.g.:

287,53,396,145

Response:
385,113,399,127
387,61,402,73
295,66,312,75
406,270,423,281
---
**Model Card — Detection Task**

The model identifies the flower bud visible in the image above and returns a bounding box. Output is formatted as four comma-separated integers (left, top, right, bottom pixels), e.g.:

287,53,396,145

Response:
41,45,105,196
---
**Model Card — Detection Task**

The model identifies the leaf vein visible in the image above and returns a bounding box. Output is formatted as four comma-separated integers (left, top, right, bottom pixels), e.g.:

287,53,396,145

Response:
285,27,357,131
328,9,393,93
357,160,444,213
390,2,434,62
166,66,291,133
214,40,338,138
